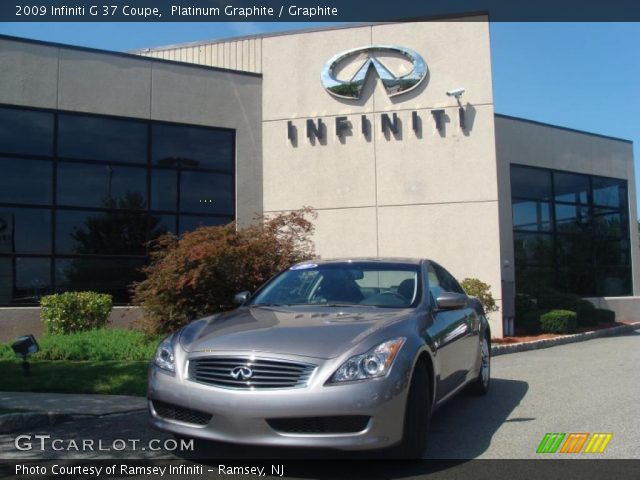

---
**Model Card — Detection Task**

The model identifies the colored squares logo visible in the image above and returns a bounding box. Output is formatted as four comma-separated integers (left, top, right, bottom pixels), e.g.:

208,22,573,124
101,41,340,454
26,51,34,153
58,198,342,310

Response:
537,433,612,454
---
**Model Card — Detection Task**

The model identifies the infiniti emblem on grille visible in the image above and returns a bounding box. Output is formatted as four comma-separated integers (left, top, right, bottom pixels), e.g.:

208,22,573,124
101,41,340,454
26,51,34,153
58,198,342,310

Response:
230,366,253,380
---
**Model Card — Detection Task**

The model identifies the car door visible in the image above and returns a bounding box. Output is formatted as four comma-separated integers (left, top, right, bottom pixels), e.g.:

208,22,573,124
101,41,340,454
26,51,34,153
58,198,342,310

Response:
428,263,478,400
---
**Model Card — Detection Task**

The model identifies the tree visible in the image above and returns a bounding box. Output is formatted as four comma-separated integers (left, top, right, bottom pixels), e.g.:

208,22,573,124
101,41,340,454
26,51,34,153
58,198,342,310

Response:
132,208,316,334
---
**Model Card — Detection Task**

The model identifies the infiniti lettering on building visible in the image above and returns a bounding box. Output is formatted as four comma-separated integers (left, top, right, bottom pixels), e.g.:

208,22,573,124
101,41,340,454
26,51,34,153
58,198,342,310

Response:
287,45,469,143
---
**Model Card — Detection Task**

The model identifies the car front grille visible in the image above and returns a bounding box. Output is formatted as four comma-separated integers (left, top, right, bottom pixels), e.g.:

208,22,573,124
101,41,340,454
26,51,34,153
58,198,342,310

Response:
151,400,212,426
188,356,316,389
266,416,371,434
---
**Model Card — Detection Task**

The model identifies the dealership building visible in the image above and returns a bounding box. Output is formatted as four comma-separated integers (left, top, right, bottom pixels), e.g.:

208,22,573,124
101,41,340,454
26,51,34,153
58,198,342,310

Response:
0,17,638,338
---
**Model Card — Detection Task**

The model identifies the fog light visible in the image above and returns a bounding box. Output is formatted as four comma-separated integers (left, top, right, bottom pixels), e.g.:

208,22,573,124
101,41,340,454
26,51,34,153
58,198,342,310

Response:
11,334,39,377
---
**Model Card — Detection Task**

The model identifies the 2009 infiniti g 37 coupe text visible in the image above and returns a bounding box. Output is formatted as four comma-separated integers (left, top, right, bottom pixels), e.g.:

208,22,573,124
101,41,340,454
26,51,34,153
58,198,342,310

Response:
148,258,491,457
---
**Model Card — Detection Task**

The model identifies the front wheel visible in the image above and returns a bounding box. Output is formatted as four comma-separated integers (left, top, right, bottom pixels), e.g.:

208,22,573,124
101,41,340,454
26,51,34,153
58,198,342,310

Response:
393,361,432,458
469,335,490,395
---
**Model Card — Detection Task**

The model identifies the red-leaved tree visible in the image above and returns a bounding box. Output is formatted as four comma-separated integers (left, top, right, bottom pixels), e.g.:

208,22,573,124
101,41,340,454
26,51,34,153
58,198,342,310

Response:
133,208,316,334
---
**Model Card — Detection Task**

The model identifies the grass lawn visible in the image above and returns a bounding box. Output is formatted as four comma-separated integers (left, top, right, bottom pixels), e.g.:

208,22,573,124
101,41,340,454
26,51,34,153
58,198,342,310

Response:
0,360,149,397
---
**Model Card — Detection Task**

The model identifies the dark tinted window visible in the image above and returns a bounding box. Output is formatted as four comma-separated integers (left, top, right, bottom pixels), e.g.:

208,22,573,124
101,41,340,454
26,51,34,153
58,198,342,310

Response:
12,257,52,304
0,208,51,254
593,177,626,208
55,257,145,303
514,232,553,265
512,200,551,232
178,215,231,234
554,172,589,204
0,157,52,205
152,124,233,172
0,107,54,156
56,209,147,255
152,214,177,237
57,162,147,209
510,166,551,200
555,204,590,234
151,169,178,211
57,114,148,164
179,171,233,214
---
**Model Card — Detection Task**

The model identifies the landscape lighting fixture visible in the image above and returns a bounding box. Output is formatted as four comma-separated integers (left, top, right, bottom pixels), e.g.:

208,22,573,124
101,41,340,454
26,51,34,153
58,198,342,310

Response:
11,334,39,377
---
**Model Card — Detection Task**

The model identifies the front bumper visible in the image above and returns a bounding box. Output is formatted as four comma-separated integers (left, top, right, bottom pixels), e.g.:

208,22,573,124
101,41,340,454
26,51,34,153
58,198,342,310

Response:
147,353,412,451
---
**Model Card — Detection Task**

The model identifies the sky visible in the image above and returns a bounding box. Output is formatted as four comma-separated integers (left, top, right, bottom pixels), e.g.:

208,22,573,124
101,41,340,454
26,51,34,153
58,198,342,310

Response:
0,21,638,218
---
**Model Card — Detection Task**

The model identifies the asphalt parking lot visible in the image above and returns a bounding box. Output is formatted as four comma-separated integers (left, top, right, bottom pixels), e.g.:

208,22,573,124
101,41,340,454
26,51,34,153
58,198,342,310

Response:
1,332,638,461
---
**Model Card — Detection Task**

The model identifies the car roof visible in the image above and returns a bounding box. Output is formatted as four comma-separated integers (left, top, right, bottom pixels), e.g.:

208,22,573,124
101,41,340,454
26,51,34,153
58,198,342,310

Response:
294,257,425,266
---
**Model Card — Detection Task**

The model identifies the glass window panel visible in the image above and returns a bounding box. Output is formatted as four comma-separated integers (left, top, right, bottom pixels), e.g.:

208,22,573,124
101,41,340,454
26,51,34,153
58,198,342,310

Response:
592,210,624,236
152,124,234,172
557,266,596,297
150,214,177,239
56,209,148,255
0,157,52,205
513,232,553,265
555,204,590,234
554,171,589,204
179,215,232,234
0,107,54,156
594,267,632,297
57,162,147,209
179,172,233,215
510,166,551,200
0,208,51,254
512,200,552,232
151,169,177,211
514,266,554,296
593,238,630,266
57,114,148,164
556,234,593,266
55,258,145,303
592,177,626,208
12,257,52,304
0,257,12,304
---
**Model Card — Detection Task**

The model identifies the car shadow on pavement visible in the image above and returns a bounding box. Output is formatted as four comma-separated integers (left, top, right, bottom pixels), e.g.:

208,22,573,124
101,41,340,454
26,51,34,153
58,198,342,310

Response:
175,377,528,476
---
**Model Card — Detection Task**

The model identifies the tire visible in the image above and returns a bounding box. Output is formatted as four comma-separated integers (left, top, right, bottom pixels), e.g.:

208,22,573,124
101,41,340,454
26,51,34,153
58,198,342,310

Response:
469,334,490,395
394,361,432,458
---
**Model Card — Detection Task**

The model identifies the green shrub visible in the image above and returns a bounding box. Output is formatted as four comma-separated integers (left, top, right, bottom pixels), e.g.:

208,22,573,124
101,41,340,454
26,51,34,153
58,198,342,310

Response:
0,329,162,362
540,310,577,334
40,292,113,334
595,308,616,324
519,310,544,334
576,299,598,326
460,278,498,314
133,208,317,334
0,343,14,360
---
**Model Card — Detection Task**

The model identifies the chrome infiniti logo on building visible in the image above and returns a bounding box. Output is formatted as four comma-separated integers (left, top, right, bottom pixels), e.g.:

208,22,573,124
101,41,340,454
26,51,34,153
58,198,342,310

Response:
321,45,427,99
230,366,253,380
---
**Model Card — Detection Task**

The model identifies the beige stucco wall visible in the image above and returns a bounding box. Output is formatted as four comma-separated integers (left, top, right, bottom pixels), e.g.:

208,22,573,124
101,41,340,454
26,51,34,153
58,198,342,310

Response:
495,115,640,319
259,19,503,335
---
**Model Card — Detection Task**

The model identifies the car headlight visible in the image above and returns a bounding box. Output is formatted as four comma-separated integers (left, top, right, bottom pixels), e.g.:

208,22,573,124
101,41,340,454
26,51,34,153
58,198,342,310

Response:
153,338,175,373
329,337,406,383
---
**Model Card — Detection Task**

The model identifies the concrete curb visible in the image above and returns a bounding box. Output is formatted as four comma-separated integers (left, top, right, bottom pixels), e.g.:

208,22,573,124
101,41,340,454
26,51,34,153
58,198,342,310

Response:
0,412,70,434
491,322,640,356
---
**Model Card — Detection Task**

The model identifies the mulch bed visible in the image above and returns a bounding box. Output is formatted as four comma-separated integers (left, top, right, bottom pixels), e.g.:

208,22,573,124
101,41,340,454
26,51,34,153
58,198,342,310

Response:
492,321,633,344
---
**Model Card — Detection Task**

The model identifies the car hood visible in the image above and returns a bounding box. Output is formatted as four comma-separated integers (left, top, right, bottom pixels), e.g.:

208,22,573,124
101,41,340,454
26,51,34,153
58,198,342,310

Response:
179,306,412,359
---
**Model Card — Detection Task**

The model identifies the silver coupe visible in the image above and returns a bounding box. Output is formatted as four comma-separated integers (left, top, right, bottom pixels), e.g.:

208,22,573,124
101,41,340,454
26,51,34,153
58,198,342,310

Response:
148,258,491,457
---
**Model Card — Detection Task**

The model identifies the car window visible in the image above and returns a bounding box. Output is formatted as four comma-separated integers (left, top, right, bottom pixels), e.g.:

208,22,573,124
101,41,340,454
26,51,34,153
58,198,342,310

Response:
432,263,465,294
428,264,446,300
249,263,421,308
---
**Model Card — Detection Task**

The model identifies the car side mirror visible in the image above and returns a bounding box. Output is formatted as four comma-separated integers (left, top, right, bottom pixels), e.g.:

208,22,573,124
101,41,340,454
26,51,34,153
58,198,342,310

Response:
233,291,251,305
436,292,468,310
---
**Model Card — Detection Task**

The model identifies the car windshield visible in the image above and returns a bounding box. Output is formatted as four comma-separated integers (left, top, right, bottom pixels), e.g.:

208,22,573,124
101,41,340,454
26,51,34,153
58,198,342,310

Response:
249,262,421,308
